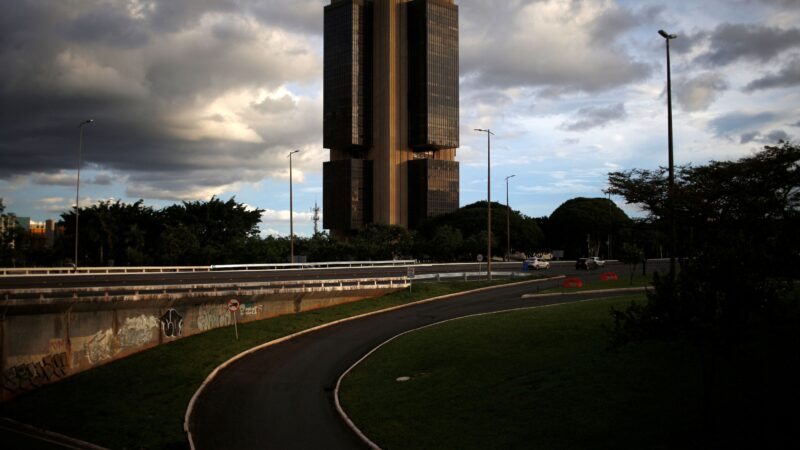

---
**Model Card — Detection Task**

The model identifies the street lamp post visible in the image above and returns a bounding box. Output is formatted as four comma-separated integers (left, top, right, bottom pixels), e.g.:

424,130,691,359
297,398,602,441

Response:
505,174,515,261
659,29,678,282
75,119,93,272
474,128,494,280
288,149,300,264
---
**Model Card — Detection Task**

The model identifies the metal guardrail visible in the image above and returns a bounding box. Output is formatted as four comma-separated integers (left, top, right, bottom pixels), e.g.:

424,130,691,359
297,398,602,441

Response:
0,266,211,276
210,260,416,271
0,276,410,302
0,260,416,277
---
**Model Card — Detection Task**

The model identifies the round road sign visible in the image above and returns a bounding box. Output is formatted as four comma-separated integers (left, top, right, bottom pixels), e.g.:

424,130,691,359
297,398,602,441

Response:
227,299,240,312
477,254,484,262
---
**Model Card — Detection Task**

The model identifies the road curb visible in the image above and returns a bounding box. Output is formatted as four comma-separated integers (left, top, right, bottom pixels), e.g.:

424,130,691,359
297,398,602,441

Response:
0,417,108,450
183,275,565,449
521,286,649,298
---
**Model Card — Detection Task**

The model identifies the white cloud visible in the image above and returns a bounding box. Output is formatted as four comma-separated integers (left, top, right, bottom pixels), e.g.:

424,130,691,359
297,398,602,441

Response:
674,72,728,112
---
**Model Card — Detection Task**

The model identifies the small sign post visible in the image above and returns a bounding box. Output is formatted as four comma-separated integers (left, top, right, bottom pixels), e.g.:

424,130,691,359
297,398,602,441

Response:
477,254,484,279
228,299,240,340
407,266,415,293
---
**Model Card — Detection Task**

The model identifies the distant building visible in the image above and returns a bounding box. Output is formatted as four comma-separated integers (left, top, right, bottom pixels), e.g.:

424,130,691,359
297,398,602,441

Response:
323,0,460,236
0,214,58,248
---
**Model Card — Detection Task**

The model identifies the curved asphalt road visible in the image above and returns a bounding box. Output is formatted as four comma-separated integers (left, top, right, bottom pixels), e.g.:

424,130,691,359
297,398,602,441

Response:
188,277,651,450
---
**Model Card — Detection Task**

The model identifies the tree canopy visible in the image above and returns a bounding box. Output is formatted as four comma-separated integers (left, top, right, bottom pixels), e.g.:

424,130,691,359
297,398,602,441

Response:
608,142,800,446
415,201,545,261
544,197,632,259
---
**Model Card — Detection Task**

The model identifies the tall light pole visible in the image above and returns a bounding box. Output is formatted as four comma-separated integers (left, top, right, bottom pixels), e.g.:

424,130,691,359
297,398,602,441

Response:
607,191,613,260
659,29,678,282
475,128,494,280
505,174,515,261
75,119,93,272
288,149,300,264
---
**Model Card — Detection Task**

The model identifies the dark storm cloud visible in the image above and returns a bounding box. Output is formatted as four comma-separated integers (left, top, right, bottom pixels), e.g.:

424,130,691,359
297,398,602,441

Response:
61,5,150,48
740,129,790,144
752,0,800,9
744,57,800,91
0,0,322,200
697,23,800,66
145,0,237,33
708,111,777,137
244,0,324,35
560,103,627,132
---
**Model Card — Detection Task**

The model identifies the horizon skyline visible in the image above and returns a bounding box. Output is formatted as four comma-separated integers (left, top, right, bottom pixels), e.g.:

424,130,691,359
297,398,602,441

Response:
1,0,798,237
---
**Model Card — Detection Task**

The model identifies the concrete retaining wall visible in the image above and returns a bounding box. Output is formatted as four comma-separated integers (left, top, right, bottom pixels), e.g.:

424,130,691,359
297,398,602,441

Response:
0,288,400,401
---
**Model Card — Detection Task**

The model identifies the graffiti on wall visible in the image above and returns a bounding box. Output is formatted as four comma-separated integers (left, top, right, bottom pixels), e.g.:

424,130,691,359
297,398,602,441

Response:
118,314,159,348
160,309,183,337
49,338,66,354
197,304,232,331
85,329,115,364
240,303,263,317
2,353,68,394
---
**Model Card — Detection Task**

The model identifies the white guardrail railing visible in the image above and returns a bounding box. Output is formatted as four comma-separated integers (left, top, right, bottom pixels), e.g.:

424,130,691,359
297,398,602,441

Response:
0,260,417,276
0,277,411,302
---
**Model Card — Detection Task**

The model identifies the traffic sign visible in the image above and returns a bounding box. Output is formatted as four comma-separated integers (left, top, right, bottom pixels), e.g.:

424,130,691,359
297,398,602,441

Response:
477,254,484,262
407,267,415,278
228,299,240,312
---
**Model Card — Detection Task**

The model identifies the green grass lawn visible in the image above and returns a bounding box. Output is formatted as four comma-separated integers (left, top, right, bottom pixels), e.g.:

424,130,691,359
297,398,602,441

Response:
0,278,524,449
339,295,707,450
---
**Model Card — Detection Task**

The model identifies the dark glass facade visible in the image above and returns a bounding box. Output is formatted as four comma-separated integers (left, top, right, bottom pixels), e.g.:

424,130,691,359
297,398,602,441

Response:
323,159,373,231
323,0,372,150
408,0,459,150
324,0,459,234
408,158,460,228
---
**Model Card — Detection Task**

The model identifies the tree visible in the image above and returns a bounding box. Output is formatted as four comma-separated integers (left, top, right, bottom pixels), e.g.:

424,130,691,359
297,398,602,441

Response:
160,196,263,264
608,142,800,446
415,225,464,262
545,197,632,259
352,224,412,260
416,201,545,260
0,199,21,266
59,200,161,266
617,242,644,285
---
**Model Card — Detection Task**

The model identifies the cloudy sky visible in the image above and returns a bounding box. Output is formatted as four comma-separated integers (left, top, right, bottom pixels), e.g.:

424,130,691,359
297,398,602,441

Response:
1,0,798,236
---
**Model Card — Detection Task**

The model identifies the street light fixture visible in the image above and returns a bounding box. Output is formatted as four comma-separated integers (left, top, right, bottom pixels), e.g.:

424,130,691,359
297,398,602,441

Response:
659,29,678,282
505,174,515,261
474,128,494,280
288,149,300,264
75,119,93,272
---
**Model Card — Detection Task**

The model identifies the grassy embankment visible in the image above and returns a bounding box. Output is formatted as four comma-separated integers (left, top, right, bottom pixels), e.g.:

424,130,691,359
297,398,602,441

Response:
339,295,710,450
0,278,526,449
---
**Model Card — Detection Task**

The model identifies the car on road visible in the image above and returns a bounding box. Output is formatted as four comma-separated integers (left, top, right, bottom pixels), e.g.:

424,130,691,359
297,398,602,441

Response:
588,256,605,267
575,257,599,270
523,257,550,270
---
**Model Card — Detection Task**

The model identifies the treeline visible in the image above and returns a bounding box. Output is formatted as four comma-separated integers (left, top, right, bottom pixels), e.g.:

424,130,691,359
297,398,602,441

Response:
1,194,645,267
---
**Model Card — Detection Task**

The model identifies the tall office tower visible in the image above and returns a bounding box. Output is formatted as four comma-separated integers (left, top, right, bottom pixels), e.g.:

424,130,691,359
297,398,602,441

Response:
323,0,459,236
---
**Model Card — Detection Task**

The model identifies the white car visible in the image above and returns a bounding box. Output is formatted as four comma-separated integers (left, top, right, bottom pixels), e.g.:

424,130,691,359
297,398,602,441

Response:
588,256,606,267
525,257,550,270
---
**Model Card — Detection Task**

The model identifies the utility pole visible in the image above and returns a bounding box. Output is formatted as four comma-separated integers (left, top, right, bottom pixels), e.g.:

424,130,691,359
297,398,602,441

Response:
659,29,678,282
75,119,93,272
474,128,494,280
288,149,299,263
505,174,515,261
